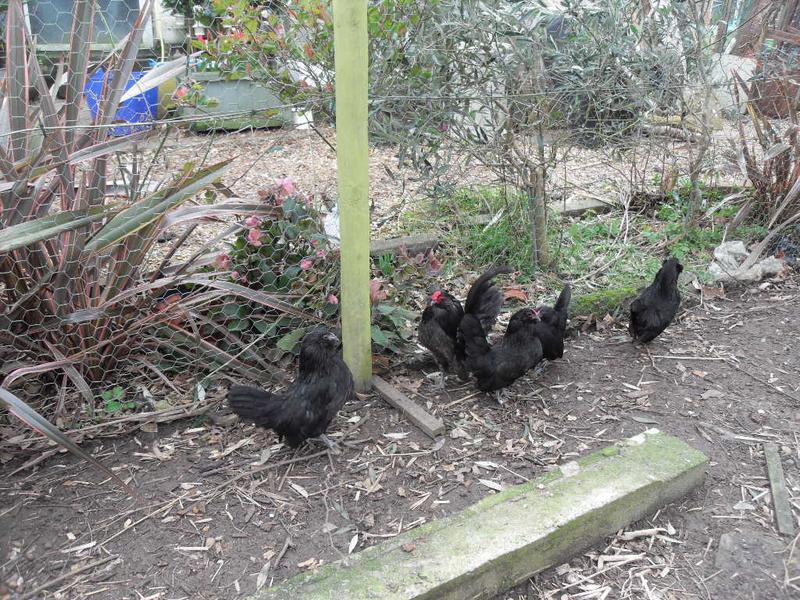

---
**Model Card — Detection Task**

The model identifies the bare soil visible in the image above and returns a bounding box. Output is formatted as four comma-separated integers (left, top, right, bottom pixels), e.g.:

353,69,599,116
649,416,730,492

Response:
2,281,799,600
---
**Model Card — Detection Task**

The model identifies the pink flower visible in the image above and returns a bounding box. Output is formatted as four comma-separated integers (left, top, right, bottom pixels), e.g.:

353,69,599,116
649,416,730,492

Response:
426,249,443,274
327,294,339,305
300,258,314,270
275,176,296,197
216,253,231,269
247,228,263,247
369,279,387,304
244,215,260,228
174,87,188,100
231,270,240,280
310,239,320,247
315,250,326,259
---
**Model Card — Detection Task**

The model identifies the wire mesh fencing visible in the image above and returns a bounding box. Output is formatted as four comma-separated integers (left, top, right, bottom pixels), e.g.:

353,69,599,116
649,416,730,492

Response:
1,0,800,448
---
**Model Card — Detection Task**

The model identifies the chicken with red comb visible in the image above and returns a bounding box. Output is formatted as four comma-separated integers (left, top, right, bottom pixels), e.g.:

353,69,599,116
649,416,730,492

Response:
418,266,511,389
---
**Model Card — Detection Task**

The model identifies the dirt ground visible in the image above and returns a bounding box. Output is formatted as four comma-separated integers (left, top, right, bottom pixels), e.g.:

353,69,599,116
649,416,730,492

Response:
2,279,799,600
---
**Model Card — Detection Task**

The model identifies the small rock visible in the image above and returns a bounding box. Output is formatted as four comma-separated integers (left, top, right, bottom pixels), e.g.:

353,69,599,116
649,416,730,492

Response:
209,412,239,427
362,513,375,530
401,542,416,553
750,410,766,424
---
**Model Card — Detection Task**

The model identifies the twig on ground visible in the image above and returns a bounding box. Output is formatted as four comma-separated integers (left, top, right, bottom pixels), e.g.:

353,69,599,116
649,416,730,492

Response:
20,555,118,600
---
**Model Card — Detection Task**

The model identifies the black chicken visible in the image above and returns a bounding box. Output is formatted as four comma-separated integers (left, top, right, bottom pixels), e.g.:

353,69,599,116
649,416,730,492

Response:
418,266,510,388
227,327,354,451
459,307,543,404
629,257,683,343
532,284,572,360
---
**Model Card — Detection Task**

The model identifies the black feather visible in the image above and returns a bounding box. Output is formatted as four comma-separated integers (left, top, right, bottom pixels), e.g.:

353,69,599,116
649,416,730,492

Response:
418,290,466,379
418,266,510,381
463,265,513,333
459,308,543,392
532,283,571,360
227,327,354,447
629,257,682,343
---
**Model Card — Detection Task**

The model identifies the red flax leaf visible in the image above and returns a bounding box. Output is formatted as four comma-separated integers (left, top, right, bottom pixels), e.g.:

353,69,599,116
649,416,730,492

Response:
0,388,140,499
503,287,528,302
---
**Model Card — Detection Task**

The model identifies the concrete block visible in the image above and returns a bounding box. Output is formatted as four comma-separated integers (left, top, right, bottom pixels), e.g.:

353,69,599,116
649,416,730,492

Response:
252,429,708,600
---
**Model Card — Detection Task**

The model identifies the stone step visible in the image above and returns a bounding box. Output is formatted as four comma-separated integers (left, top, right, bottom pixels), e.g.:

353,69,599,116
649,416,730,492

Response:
253,429,708,600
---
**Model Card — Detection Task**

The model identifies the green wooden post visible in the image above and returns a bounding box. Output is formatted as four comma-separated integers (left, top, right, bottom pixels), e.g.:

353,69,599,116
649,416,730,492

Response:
333,0,372,391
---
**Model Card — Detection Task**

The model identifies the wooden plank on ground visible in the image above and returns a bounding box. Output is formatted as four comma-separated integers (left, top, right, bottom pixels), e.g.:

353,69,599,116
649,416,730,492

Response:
371,375,444,439
764,442,795,536
369,234,438,257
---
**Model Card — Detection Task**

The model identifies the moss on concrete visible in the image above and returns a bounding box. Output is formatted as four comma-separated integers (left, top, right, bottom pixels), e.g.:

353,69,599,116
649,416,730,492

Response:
569,286,638,317
253,431,707,600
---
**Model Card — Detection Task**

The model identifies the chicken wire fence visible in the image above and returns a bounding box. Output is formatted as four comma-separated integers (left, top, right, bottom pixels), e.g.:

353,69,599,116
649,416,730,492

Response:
1,0,799,442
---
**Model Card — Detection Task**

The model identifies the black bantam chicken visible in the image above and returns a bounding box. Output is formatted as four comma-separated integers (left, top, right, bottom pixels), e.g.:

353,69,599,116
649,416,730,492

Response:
418,266,511,388
532,284,572,360
459,307,543,404
227,327,354,450
629,257,683,343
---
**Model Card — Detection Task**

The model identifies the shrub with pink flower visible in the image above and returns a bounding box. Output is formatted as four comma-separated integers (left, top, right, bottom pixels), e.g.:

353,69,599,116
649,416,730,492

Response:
275,176,296,197
216,180,415,356
247,228,263,247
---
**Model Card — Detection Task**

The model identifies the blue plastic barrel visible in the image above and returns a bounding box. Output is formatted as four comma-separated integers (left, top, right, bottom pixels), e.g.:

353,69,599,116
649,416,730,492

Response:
84,69,158,136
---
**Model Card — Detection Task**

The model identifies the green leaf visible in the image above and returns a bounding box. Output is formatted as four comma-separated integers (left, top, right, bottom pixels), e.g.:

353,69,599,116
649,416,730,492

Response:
371,325,389,347
0,205,117,252
0,388,139,499
84,159,233,254
277,326,308,352
113,386,124,400
228,318,252,332
221,303,248,317
105,400,123,413
254,319,279,335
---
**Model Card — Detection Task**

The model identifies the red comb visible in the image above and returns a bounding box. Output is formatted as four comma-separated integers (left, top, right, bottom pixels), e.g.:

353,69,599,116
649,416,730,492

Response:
431,290,443,303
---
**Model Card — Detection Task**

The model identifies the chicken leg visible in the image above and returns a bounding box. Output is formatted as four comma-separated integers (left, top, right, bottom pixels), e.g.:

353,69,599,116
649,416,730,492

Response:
494,389,512,405
315,433,341,454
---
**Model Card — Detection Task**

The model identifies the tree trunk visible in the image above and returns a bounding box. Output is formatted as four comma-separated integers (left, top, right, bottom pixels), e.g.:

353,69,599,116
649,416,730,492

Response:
527,167,549,269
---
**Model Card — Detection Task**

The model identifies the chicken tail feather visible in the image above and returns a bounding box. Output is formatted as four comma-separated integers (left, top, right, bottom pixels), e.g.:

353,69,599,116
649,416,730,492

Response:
458,313,492,359
228,384,284,428
464,265,512,332
554,283,572,317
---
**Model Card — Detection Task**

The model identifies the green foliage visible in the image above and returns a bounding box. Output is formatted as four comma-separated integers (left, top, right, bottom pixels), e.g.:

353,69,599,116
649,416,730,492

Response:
215,179,339,353
218,181,417,355
0,0,315,441
101,386,135,414
371,303,417,352
377,253,395,277
442,188,536,277
542,4,686,138
445,182,768,312
570,286,638,318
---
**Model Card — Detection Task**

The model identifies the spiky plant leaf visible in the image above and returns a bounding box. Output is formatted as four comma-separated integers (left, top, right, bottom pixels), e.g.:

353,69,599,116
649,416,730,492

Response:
0,388,140,499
